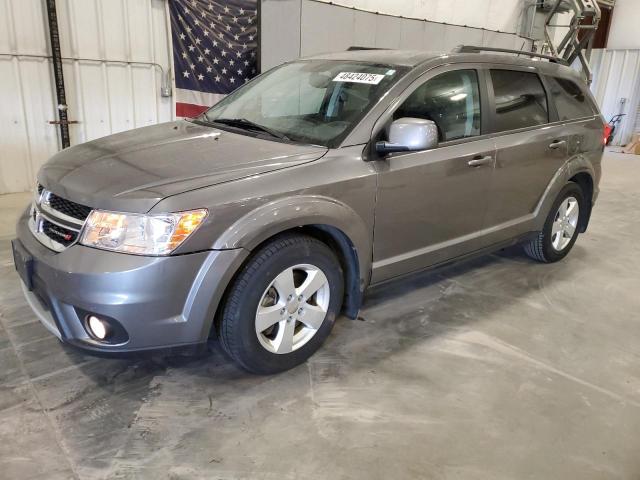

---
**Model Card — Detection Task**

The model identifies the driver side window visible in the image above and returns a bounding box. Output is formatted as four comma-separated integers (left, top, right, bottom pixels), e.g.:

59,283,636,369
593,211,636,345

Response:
394,69,481,142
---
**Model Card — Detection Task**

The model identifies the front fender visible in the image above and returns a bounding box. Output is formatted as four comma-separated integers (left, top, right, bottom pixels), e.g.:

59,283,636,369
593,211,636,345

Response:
212,195,372,284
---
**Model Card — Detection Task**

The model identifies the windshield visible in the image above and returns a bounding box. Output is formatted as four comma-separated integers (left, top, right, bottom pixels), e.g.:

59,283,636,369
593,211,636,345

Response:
197,60,407,147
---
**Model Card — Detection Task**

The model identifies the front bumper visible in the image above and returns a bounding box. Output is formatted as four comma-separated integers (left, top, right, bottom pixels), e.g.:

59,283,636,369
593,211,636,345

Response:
14,209,247,354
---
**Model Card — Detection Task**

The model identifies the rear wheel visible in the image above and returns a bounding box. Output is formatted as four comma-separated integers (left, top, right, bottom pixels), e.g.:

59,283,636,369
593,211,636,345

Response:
218,233,344,374
524,182,584,263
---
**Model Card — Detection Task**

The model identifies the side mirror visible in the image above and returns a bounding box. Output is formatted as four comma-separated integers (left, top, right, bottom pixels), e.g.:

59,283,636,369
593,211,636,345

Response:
376,117,438,155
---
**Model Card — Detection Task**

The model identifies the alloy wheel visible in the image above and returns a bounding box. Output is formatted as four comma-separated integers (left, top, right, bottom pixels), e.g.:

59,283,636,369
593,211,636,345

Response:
551,196,580,251
255,264,330,354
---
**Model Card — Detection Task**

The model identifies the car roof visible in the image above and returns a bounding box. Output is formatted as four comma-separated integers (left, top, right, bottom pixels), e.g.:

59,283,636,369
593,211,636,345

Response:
304,48,583,82
305,49,443,67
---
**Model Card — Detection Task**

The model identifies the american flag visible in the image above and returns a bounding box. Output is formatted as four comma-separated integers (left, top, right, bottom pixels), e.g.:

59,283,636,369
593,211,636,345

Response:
169,0,259,117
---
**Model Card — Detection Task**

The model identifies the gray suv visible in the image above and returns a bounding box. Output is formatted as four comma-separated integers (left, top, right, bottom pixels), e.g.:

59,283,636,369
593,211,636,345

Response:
12,48,604,374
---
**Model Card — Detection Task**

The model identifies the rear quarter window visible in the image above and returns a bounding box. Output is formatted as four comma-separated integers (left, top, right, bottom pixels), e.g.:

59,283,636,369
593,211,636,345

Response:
489,69,549,132
546,76,596,120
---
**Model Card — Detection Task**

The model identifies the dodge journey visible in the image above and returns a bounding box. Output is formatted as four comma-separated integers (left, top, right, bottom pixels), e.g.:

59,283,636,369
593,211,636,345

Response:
12,48,604,373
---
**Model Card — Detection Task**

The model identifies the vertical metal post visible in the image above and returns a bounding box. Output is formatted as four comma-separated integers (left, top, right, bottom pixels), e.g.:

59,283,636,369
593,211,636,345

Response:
45,0,71,148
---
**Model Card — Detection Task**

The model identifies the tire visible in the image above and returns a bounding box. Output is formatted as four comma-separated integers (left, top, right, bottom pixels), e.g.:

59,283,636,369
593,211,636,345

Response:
524,182,585,263
218,233,344,374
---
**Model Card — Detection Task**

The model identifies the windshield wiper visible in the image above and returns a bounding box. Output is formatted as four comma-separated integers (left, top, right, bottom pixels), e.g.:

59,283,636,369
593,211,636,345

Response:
212,118,290,141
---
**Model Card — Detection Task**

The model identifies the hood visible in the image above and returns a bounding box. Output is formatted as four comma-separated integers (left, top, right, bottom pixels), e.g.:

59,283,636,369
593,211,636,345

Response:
38,120,327,213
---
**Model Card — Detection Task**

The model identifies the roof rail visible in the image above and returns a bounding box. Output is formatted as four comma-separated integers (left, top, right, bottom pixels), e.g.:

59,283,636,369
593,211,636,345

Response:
452,45,569,65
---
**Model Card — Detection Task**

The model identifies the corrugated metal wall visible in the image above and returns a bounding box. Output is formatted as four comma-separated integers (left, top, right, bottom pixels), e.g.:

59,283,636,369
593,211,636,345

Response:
0,0,174,194
5,1,615,195
261,0,531,71
299,1,529,54
311,0,524,33
590,48,640,145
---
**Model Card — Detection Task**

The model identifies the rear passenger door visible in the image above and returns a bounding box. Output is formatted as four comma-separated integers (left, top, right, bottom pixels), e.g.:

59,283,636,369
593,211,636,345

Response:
545,75,603,161
483,68,568,231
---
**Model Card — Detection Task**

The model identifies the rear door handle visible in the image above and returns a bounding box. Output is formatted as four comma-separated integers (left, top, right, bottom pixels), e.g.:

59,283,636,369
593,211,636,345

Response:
467,155,493,167
549,140,567,150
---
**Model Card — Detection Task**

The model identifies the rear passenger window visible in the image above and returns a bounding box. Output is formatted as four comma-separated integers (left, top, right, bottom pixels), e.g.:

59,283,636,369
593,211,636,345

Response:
546,76,595,120
490,70,548,132
394,69,481,142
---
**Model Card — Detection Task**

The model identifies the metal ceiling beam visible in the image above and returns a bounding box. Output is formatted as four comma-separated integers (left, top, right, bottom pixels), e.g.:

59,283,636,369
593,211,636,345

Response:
543,0,602,83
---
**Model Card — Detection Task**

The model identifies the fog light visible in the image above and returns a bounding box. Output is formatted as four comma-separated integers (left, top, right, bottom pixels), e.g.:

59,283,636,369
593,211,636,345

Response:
87,315,108,340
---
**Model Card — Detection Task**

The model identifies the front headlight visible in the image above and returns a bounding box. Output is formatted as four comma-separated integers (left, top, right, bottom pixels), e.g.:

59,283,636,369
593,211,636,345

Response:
80,209,208,255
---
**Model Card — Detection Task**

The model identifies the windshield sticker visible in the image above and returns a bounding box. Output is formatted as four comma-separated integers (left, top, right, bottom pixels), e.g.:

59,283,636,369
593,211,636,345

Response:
333,72,385,85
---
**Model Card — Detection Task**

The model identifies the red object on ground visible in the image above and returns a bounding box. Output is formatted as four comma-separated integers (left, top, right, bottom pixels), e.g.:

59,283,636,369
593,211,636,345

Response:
603,123,613,145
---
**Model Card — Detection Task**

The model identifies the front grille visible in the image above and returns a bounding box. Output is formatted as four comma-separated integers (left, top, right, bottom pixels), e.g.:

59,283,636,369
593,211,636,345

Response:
30,184,92,252
48,192,92,221
41,219,77,247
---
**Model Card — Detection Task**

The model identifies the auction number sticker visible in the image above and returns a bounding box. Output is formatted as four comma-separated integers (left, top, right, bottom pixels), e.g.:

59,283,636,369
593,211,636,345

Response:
333,72,385,84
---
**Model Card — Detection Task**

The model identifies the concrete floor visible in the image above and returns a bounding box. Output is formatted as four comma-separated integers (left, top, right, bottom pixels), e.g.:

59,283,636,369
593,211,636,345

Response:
1,150,640,479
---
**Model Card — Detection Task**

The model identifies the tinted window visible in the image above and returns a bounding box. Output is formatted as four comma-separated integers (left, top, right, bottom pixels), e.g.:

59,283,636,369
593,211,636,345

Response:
490,70,548,131
546,76,595,120
394,69,481,142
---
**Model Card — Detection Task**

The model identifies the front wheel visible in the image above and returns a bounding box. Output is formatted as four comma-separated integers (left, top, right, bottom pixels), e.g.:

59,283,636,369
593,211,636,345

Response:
218,233,344,374
524,182,585,263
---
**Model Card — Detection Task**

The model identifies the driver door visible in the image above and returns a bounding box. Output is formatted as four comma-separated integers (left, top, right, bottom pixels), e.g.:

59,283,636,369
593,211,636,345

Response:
371,66,496,283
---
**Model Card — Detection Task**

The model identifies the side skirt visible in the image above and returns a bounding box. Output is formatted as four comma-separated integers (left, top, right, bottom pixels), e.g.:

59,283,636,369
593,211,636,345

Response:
366,231,539,290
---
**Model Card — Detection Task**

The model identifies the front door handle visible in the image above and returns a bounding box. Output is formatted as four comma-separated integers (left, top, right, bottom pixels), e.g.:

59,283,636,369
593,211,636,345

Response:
467,155,493,167
549,140,567,150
